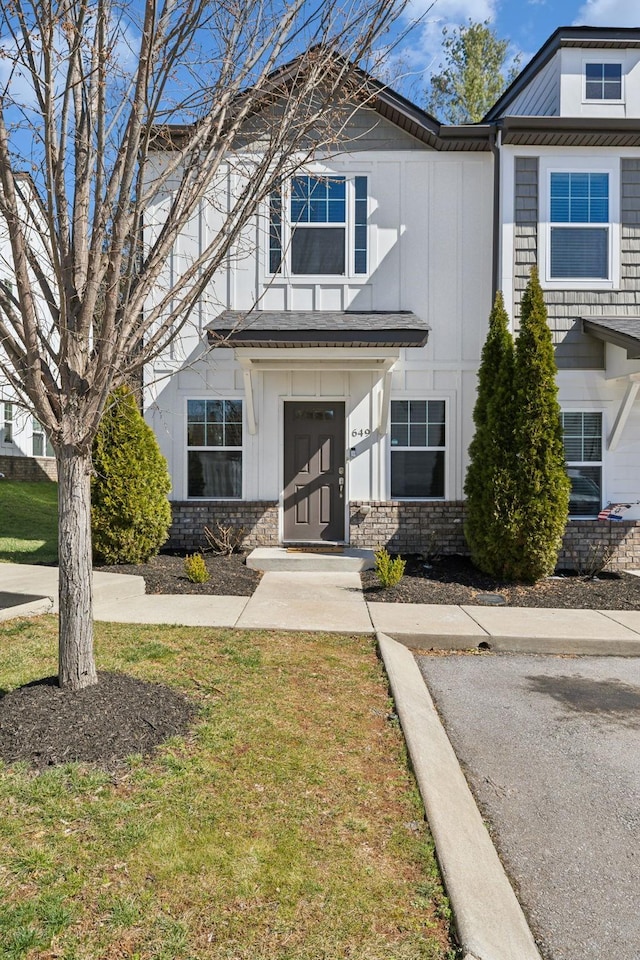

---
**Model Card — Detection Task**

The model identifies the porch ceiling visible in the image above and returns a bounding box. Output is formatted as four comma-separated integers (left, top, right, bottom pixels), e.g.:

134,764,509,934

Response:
206,310,430,349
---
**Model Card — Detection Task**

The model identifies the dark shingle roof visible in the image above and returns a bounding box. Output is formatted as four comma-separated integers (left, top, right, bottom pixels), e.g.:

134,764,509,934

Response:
582,317,640,359
206,310,429,348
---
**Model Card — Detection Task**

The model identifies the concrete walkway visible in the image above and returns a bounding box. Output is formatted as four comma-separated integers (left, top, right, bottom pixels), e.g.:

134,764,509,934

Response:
3,562,640,654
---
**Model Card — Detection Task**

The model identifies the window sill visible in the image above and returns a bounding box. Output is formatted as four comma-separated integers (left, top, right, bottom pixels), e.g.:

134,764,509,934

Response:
542,278,617,292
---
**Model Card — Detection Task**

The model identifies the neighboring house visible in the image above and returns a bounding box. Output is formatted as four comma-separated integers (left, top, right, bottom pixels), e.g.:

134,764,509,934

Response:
146,25,640,568
0,176,57,481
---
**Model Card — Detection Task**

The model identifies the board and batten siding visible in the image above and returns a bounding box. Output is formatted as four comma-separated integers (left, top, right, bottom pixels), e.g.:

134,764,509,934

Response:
504,54,561,118
513,157,640,369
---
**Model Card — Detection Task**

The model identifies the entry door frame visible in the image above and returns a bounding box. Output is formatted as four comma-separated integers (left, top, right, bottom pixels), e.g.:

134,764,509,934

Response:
281,399,347,544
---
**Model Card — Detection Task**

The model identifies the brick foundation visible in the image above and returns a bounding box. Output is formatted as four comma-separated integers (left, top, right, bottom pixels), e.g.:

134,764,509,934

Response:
169,501,279,551
0,454,57,481
168,498,640,571
558,520,640,572
348,500,467,555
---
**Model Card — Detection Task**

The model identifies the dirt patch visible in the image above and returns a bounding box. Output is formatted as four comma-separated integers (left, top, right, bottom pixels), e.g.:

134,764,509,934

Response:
0,672,196,771
94,551,260,596
362,554,640,609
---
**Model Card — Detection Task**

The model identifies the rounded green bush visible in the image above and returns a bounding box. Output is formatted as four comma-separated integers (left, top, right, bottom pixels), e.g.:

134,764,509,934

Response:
91,385,172,564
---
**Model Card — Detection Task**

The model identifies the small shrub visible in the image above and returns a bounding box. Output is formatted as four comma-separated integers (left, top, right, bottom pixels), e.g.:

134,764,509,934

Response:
374,548,406,588
570,543,615,580
184,553,209,583
203,522,246,556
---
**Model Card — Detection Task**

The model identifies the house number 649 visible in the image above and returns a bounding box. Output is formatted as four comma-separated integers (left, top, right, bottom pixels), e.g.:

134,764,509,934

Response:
351,428,371,437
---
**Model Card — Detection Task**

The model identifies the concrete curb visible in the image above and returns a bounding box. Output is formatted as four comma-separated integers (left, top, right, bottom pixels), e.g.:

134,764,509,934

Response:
0,596,54,620
378,631,542,960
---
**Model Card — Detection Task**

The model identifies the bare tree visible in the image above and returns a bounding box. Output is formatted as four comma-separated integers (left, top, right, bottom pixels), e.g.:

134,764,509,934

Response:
0,0,408,690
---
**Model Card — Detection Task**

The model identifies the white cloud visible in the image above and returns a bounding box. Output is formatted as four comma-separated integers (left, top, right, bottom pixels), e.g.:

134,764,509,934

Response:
574,0,640,26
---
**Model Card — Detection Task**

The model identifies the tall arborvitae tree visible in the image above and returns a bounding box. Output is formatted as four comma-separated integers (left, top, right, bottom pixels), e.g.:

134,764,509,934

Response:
507,267,570,582
464,291,516,577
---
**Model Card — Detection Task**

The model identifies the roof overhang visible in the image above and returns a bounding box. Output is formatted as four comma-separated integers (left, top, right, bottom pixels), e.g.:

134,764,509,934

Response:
582,317,640,360
500,117,640,148
206,310,430,349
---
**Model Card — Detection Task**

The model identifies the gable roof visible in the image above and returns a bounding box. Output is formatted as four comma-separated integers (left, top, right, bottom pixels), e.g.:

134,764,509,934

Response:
153,51,492,153
483,26,640,122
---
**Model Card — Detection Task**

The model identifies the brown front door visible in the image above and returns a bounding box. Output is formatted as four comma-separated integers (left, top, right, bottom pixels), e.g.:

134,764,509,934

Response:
283,402,345,542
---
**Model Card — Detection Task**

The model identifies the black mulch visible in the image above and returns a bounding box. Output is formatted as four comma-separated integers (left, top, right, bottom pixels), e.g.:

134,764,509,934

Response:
0,672,196,771
94,551,260,596
361,554,640,609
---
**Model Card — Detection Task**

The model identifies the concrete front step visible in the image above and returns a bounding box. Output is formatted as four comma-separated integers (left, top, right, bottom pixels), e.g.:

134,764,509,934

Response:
246,546,376,572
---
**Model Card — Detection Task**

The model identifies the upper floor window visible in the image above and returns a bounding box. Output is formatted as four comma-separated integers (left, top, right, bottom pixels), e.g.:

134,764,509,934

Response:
549,172,609,280
269,174,368,277
585,63,622,101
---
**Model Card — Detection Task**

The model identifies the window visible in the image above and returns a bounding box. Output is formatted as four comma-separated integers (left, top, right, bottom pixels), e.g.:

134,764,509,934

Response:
390,400,445,499
3,402,12,444
187,399,242,498
269,174,368,276
562,412,602,517
549,172,609,280
32,418,54,457
585,63,622,101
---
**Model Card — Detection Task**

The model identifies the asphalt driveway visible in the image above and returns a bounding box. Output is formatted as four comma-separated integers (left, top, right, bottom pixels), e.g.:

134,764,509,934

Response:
417,653,640,960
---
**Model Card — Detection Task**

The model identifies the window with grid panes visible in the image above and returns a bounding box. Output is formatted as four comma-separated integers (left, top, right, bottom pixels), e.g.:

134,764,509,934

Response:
268,175,367,276
390,400,445,499
32,417,53,457
585,63,622,100
549,172,609,280
3,402,12,444
562,411,602,517
187,399,243,498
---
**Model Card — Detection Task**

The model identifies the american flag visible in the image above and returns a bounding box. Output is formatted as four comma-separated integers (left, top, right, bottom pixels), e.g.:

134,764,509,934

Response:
598,503,632,521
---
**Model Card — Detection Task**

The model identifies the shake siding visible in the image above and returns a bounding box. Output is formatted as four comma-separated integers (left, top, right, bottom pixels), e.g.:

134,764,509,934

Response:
513,157,640,369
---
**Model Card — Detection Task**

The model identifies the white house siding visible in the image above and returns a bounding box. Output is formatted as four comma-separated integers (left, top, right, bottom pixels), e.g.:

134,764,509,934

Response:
146,139,494,547
559,47,640,119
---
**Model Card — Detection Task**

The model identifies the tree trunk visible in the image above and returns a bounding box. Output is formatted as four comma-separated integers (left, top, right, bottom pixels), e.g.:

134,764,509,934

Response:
57,446,98,690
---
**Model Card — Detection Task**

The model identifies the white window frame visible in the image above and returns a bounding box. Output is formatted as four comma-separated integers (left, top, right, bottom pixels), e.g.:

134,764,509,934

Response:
185,397,244,501
266,172,369,281
539,156,620,291
31,417,54,458
561,409,604,520
388,398,447,502
583,58,624,104
2,402,13,444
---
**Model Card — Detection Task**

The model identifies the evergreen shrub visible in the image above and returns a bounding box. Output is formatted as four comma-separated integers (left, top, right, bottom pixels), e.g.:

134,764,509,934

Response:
91,385,172,564
184,553,209,583
374,548,405,588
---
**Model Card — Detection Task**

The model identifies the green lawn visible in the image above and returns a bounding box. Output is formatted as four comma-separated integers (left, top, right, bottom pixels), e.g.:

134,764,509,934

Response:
0,620,456,960
0,481,58,564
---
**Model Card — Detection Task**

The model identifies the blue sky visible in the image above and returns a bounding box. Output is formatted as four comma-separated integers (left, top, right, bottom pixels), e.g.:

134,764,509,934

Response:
398,0,639,86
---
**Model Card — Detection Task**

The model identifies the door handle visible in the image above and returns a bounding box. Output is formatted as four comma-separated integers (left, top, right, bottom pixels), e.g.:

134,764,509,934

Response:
338,476,345,498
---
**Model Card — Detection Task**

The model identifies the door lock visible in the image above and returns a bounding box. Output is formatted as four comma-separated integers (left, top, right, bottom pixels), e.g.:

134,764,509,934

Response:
338,476,345,498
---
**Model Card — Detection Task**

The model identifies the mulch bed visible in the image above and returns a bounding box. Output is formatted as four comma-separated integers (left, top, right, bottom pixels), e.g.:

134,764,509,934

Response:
0,672,196,771
94,551,260,596
361,554,640,609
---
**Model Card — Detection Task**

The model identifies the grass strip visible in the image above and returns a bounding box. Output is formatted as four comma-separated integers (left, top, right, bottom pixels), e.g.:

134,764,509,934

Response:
0,481,58,564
